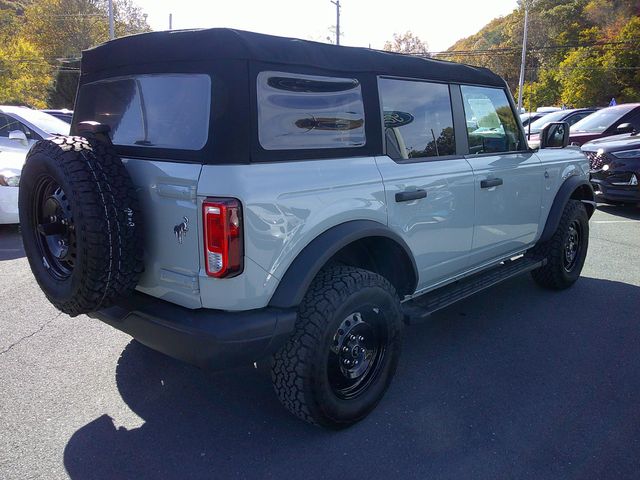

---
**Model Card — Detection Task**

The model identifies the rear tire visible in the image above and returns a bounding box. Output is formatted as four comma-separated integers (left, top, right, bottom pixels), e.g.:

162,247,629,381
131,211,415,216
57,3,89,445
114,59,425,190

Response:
271,266,403,429
529,200,589,290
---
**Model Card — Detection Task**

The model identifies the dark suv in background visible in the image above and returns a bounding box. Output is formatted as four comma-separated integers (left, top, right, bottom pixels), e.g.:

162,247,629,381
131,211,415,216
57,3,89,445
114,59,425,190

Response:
583,130,640,206
569,103,640,146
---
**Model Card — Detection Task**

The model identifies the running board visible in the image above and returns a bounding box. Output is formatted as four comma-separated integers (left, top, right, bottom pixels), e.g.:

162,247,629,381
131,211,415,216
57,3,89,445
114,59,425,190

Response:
402,256,545,324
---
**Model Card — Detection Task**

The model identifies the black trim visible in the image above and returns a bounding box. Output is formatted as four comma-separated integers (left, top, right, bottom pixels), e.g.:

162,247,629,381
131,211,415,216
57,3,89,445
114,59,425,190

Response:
88,291,297,369
450,84,469,155
395,189,427,202
539,177,595,243
268,220,418,309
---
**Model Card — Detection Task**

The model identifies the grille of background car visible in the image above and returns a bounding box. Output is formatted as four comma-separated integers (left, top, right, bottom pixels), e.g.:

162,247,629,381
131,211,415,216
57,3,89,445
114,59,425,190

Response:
585,151,613,170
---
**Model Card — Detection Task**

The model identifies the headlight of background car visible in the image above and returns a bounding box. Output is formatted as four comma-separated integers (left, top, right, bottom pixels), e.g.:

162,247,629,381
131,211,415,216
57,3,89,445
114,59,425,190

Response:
0,174,20,187
611,149,640,159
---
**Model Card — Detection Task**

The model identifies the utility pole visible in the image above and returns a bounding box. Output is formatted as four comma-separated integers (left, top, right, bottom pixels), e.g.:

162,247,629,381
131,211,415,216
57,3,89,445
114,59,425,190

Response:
330,0,341,45
108,0,114,40
517,1,529,112
169,13,173,30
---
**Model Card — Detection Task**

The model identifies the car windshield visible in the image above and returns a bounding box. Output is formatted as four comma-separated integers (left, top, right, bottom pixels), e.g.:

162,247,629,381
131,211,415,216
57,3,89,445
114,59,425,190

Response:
571,105,636,133
11,108,70,135
527,110,574,134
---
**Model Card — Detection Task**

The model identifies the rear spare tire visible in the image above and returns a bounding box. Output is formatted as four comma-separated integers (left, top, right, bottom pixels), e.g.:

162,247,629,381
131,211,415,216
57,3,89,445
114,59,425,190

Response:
19,136,143,316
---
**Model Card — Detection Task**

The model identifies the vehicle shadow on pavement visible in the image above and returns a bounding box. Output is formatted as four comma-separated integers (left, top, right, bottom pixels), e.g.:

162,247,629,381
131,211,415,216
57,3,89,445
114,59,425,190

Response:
63,276,640,480
597,204,640,220
0,224,24,261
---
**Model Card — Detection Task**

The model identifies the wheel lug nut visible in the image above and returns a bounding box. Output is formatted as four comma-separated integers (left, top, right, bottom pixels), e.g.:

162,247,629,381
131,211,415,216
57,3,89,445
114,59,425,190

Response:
358,336,364,341
342,346,349,353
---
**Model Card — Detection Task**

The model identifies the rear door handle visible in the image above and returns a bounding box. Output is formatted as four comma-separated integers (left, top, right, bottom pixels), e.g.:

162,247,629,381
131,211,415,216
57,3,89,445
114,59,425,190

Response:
480,178,503,189
395,189,427,202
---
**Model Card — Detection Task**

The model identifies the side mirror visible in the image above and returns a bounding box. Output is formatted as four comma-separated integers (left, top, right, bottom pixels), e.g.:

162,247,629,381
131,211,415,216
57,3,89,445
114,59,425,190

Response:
616,123,634,134
539,121,570,149
8,130,27,144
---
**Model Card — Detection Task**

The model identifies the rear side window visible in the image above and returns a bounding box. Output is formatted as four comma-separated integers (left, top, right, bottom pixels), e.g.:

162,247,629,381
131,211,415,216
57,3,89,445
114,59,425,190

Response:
257,71,365,150
461,85,521,154
75,74,211,150
379,78,455,160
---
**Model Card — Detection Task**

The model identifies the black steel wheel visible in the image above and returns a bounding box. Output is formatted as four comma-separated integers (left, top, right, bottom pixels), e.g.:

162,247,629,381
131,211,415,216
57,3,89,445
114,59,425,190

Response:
563,220,582,273
272,266,403,429
32,175,76,281
530,199,589,290
328,309,387,400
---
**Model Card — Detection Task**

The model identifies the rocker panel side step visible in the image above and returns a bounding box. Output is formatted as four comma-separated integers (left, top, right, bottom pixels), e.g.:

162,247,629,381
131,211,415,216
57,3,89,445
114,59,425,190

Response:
402,256,545,324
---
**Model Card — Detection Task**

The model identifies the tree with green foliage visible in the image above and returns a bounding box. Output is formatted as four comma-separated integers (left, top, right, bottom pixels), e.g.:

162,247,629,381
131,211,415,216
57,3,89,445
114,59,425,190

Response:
442,0,640,108
384,31,429,56
5,0,150,107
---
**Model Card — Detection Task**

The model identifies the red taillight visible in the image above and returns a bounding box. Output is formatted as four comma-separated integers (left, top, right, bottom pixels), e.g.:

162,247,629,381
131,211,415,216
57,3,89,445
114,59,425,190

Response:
203,198,243,278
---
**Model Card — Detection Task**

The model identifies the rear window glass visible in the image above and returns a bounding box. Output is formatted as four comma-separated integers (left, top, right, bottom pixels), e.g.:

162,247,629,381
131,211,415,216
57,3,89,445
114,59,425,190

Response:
257,71,365,150
75,74,211,150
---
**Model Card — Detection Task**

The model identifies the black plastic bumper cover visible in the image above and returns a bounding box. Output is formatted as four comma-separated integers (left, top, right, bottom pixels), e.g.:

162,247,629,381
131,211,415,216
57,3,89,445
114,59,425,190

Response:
88,292,297,370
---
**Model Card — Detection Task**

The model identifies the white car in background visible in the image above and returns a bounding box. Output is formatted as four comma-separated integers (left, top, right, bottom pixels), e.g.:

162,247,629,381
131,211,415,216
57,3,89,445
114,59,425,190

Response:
0,107,70,223
0,151,26,223
0,106,70,154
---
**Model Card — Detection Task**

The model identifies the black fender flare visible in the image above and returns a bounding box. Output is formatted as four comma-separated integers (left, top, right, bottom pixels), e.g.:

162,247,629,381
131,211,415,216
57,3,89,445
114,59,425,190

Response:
268,220,418,309
539,176,595,243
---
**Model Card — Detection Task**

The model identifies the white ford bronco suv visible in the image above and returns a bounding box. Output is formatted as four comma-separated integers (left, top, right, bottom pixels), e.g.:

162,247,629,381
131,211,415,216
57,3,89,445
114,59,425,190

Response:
19,29,595,429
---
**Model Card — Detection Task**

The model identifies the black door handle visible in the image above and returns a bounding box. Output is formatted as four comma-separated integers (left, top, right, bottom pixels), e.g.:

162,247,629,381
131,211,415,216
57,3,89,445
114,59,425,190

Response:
480,178,503,189
395,189,427,202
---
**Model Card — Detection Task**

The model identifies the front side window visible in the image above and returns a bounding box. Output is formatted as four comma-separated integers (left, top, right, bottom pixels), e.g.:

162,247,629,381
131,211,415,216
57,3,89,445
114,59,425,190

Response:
379,78,455,160
461,85,521,154
257,71,365,150
75,74,211,150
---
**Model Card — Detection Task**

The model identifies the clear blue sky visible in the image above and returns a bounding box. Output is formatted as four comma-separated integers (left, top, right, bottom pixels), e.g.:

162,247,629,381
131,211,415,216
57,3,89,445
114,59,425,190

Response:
134,0,519,52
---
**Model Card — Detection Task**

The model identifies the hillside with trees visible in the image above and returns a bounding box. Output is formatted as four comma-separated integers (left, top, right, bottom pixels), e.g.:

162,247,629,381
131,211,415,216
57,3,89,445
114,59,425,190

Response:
0,0,149,108
440,0,639,109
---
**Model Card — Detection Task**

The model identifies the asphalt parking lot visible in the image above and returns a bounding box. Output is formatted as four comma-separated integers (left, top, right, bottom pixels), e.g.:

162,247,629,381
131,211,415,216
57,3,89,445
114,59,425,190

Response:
1,205,639,480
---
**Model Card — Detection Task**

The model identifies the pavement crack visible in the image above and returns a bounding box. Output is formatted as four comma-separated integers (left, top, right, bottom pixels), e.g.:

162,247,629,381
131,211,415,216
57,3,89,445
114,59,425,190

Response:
0,312,64,356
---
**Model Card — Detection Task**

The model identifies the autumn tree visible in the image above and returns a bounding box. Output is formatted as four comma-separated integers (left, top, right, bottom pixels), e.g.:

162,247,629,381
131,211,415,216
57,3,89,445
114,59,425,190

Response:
384,31,429,56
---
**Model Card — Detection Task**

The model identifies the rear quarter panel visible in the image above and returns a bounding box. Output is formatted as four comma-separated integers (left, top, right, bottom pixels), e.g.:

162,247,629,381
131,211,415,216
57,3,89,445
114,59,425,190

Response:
197,157,387,310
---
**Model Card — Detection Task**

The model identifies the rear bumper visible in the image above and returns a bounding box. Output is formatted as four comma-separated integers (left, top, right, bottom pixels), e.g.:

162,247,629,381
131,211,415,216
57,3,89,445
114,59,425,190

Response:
88,292,297,369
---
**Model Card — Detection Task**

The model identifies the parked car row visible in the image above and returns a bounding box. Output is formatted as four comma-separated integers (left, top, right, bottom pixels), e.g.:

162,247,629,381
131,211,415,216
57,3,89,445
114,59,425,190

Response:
0,106,71,223
523,103,640,207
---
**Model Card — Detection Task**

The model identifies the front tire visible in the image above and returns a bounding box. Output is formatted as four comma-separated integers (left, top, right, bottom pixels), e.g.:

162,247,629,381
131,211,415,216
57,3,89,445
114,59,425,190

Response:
271,266,403,429
529,200,589,290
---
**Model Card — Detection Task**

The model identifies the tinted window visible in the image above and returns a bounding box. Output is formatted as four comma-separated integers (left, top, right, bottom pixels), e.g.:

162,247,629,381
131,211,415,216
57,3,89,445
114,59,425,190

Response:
75,74,211,150
379,78,455,160
0,114,10,137
461,85,522,154
571,105,637,133
6,108,69,136
0,114,35,138
257,71,365,150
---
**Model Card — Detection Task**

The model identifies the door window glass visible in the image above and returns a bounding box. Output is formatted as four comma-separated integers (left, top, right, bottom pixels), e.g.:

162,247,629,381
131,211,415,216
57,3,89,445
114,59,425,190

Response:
461,85,522,154
257,71,365,150
379,78,455,160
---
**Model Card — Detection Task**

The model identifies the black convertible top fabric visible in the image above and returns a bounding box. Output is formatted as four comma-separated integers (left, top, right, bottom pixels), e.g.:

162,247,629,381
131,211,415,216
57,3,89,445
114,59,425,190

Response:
81,28,505,86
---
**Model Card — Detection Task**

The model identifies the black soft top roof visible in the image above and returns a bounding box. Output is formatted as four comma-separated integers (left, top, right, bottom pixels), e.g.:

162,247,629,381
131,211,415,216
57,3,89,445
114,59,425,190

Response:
81,28,505,87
